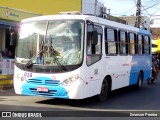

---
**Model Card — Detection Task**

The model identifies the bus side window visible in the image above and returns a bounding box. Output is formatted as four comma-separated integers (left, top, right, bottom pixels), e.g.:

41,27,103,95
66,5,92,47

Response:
129,33,136,55
87,31,92,54
144,36,150,54
119,30,127,55
86,25,102,66
105,28,117,55
137,34,143,55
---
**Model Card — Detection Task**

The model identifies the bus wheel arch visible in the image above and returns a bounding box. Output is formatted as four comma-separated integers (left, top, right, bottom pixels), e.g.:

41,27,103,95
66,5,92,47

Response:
97,75,112,102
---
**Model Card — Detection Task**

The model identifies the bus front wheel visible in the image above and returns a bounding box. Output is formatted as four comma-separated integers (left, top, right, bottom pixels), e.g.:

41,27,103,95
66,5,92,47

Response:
98,79,110,102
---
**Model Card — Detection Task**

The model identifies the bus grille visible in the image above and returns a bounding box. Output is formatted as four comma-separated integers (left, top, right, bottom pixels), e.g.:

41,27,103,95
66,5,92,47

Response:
29,88,57,97
27,79,60,86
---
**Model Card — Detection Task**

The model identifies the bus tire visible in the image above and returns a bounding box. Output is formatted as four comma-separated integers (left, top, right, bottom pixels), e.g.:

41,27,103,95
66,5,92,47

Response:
98,79,110,102
136,72,143,89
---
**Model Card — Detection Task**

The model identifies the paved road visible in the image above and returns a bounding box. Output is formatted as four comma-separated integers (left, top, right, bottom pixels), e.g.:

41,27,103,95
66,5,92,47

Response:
0,74,160,119
1,80,160,110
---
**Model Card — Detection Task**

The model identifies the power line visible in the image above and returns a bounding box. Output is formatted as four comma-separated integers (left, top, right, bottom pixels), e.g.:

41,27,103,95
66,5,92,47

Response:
149,7,160,16
134,0,160,16
105,0,160,16
143,0,160,11
142,0,160,6
119,6,136,15
141,5,150,15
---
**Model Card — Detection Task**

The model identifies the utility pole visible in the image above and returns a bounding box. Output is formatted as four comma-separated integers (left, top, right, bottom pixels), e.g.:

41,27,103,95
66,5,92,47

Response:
135,0,141,28
95,0,97,16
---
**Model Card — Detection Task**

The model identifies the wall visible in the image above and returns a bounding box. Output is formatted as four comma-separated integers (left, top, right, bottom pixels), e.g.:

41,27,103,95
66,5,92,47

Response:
0,0,82,15
82,0,104,16
0,6,40,22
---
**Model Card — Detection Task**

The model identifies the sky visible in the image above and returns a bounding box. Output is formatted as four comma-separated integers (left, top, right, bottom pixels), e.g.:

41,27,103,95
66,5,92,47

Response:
99,0,160,17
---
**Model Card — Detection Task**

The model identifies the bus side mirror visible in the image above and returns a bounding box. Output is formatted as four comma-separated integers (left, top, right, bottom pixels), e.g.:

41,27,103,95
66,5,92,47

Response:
92,31,98,45
10,32,17,46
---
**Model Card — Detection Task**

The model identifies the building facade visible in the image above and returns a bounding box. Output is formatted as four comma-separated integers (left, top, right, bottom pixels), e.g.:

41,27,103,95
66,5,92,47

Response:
119,16,150,30
0,6,40,57
0,0,82,15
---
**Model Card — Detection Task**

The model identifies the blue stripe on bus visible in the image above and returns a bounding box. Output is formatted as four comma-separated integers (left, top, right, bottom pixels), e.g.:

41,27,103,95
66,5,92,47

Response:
21,77,69,99
138,29,151,35
129,55,152,85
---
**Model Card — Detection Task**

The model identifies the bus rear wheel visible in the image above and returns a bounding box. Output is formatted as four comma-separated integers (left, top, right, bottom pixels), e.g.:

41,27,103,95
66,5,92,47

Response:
98,79,110,102
136,72,143,89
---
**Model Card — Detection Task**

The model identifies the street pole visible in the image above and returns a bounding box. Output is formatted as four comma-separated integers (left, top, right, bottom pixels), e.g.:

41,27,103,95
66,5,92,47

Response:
135,0,141,28
95,0,97,16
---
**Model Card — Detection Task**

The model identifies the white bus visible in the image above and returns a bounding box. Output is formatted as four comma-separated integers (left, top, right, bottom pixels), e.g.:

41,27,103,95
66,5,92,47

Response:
13,13,152,101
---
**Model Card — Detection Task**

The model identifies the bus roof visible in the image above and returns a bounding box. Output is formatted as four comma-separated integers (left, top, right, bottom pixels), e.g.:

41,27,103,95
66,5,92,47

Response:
21,14,151,35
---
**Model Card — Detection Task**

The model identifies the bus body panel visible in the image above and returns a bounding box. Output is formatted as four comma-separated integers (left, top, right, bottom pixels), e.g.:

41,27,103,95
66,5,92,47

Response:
14,66,85,99
129,55,152,85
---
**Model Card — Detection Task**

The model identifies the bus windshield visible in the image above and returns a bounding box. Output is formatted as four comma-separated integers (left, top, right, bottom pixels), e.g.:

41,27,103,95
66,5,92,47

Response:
15,20,84,67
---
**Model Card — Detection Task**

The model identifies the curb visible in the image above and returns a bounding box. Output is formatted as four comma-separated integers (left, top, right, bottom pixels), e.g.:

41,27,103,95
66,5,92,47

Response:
0,74,13,79
0,74,13,90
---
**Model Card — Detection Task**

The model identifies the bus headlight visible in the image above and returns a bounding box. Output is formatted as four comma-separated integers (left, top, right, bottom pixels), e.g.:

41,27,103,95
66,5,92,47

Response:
62,74,79,86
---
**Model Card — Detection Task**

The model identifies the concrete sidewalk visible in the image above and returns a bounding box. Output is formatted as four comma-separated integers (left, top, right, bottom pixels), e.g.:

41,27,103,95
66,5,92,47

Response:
0,74,13,90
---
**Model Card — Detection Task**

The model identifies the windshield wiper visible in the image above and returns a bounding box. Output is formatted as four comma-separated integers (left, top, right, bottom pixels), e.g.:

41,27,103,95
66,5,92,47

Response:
25,49,43,69
49,44,67,71
25,43,67,71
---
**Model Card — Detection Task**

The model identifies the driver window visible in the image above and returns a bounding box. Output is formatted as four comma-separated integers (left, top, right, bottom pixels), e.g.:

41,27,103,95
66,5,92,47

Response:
86,25,102,66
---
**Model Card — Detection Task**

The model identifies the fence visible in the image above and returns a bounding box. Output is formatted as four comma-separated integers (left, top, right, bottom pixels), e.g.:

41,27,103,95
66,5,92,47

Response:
0,59,14,90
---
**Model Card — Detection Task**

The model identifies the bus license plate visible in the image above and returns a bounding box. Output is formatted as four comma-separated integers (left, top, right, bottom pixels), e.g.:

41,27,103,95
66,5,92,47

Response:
37,87,48,92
